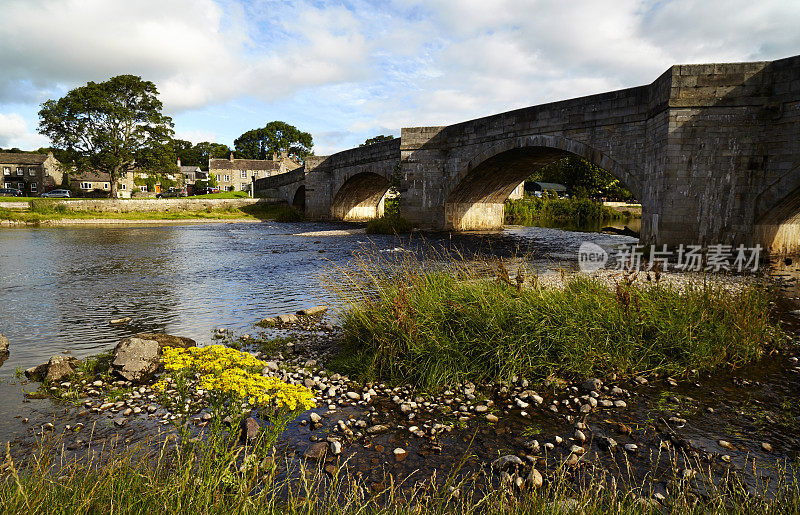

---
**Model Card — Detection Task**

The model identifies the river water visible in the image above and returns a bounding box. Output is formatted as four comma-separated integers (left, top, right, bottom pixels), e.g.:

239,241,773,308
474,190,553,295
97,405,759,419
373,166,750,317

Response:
0,220,638,374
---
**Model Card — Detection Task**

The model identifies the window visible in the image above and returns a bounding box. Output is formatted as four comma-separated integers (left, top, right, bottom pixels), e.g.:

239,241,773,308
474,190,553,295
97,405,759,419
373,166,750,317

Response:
80,182,92,189
240,170,247,179
29,167,36,176
139,185,147,192
223,175,230,182
30,182,37,193
3,167,9,176
119,183,126,190
16,167,23,176
240,183,248,191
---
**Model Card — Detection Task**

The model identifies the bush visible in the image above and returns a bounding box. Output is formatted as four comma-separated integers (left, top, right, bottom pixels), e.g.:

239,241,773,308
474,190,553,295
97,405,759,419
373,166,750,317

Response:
330,260,783,389
365,215,413,234
28,199,68,214
504,196,631,225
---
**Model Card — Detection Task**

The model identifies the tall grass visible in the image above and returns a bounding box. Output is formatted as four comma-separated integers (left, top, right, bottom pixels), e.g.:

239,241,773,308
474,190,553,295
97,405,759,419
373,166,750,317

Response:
505,196,632,225
328,255,783,389
3,435,799,513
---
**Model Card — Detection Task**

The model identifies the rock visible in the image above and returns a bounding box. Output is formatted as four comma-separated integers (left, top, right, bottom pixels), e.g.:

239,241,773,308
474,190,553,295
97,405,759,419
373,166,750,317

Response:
241,417,260,442
0,332,8,354
259,317,278,327
485,414,499,423
304,442,327,461
599,436,618,451
574,430,587,443
491,454,524,472
718,440,733,450
565,453,580,467
613,400,627,408
45,355,78,383
623,443,638,453
109,317,132,325
330,440,342,455
277,314,299,325
582,378,602,392
393,448,408,461
761,442,773,452
527,468,543,488
634,376,648,385
310,412,322,424
263,361,279,373
111,333,195,383
113,417,127,427
346,391,361,401
475,405,488,413
569,445,585,455
296,306,328,317
366,424,388,434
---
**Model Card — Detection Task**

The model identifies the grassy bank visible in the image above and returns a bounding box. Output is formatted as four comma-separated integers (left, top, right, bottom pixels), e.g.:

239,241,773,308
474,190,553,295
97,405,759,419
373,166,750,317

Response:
0,200,303,224
505,196,636,225
330,261,784,389
3,438,798,513
365,197,413,235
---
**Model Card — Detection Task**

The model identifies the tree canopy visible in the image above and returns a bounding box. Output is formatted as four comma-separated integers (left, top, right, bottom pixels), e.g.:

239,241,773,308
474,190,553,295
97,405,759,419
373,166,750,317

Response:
233,121,312,161
360,135,395,146
38,74,174,197
529,157,634,201
174,140,231,170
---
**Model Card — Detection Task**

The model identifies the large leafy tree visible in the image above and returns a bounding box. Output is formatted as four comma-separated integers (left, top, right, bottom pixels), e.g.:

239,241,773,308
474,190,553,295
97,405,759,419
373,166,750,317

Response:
530,157,634,201
233,121,312,161
38,75,174,197
173,139,230,170
360,134,395,146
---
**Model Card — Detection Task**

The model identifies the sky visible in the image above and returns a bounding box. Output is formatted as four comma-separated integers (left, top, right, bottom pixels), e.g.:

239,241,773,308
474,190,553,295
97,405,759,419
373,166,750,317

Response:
0,0,799,155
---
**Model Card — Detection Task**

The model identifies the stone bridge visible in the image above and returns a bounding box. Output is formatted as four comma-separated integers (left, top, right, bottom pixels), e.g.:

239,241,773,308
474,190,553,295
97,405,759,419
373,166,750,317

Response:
256,54,800,254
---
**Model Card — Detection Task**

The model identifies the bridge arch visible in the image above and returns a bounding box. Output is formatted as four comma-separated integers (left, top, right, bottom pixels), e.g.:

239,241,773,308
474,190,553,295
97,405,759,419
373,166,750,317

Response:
331,172,391,221
292,185,305,211
754,163,800,254
444,135,643,231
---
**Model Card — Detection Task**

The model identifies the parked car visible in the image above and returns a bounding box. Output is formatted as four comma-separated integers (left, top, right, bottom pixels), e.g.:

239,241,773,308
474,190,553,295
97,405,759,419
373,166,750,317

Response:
196,187,219,195
0,188,22,197
39,189,71,198
156,188,187,199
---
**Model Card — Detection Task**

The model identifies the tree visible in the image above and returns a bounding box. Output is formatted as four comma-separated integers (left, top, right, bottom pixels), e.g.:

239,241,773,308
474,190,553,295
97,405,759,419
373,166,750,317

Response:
529,157,634,201
360,135,395,146
38,75,174,198
233,121,312,161
174,140,230,170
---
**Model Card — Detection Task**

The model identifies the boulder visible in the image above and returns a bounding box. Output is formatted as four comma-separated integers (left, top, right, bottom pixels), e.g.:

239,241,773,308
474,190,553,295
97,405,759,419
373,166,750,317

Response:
25,355,79,382
296,306,328,317
111,333,195,383
240,417,260,443
0,332,8,354
277,314,299,325
304,442,328,461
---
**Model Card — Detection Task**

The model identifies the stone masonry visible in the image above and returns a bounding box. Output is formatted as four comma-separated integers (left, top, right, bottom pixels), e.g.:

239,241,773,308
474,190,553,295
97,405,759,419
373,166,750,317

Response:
259,54,800,254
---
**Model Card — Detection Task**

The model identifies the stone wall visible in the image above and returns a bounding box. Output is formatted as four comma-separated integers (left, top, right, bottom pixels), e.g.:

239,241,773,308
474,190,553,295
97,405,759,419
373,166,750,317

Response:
43,198,269,213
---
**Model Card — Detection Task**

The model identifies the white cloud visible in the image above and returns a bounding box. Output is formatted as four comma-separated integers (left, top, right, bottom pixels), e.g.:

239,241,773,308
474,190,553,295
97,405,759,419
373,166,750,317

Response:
0,113,48,149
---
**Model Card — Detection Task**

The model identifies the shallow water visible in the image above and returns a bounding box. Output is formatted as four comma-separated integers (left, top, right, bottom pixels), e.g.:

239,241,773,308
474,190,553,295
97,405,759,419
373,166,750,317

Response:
0,221,636,374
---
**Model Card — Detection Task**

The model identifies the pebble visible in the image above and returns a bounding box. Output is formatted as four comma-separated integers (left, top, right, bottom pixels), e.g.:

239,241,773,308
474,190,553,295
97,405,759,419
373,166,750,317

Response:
393,448,408,461
310,412,322,424
527,468,543,488
491,454,524,471
623,443,638,453
762,442,773,452
330,441,342,455
485,414,499,423
346,392,361,401
719,440,733,450
574,430,586,443
613,400,627,408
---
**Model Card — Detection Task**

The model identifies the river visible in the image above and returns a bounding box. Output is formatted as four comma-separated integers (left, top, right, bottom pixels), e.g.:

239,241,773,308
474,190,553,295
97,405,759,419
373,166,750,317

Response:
0,220,639,374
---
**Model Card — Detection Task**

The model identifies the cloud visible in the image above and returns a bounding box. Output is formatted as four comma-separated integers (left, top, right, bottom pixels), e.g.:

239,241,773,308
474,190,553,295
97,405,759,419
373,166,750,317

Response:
0,113,48,149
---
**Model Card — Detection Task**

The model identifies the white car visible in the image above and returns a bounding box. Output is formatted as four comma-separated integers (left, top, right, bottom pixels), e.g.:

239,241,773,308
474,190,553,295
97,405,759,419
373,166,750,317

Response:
40,189,71,198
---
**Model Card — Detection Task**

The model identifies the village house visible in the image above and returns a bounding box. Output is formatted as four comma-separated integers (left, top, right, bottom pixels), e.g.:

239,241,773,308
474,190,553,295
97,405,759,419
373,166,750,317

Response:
177,158,208,194
0,151,64,196
208,151,302,193
69,169,137,198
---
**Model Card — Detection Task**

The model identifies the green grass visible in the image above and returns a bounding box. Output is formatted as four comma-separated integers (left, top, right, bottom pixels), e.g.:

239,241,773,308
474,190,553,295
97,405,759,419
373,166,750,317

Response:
2,434,799,514
365,198,413,234
186,191,250,199
0,202,302,223
329,260,784,389
505,196,636,225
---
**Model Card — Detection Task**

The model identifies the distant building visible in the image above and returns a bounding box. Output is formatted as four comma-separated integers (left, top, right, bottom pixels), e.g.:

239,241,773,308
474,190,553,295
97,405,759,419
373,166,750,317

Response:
0,151,63,196
177,158,208,194
69,170,136,198
525,181,568,196
209,151,302,193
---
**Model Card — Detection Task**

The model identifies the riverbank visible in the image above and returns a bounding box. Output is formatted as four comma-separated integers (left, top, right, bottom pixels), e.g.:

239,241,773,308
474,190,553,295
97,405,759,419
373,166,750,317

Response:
0,201,302,226
505,196,638,226
2,265,798,512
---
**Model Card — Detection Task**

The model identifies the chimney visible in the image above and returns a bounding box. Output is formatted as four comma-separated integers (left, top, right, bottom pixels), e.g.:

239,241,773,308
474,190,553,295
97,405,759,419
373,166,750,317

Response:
176,157,181,168
272,152,278,161
230,152,234,161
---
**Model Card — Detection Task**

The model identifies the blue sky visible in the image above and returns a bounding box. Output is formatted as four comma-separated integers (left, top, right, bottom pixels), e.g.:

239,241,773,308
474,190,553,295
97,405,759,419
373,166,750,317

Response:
1,0,799,155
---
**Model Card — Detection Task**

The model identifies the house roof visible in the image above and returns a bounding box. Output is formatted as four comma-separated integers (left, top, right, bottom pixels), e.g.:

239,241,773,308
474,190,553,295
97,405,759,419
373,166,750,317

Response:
0,152,48,165
209,158,281,171
180,165,202,173
530,181,567,192
71,170,111,182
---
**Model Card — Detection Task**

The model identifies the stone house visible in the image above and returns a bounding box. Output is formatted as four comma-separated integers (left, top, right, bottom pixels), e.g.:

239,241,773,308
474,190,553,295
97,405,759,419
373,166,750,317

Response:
0,151,63,195
177,158,208,194
70,170,136,198
209,152,302,193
